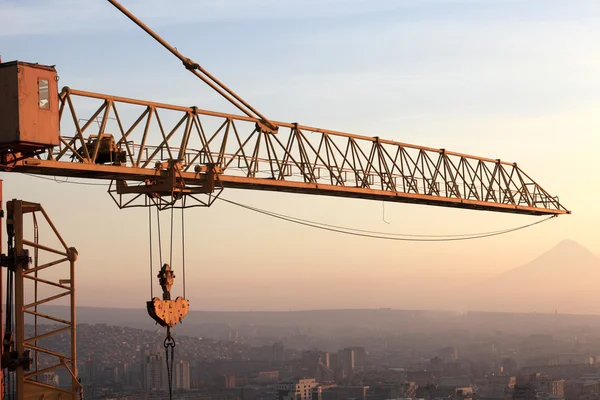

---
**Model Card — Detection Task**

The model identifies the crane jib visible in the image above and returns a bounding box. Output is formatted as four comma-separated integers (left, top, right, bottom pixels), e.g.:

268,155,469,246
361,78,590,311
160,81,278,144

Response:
0,62,568,215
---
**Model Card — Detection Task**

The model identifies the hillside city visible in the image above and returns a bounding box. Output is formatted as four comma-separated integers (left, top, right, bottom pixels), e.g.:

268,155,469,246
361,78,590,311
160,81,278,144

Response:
27,309,600,400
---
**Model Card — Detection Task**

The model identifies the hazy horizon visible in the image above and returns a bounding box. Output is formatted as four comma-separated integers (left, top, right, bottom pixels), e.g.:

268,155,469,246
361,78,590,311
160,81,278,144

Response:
1,0,598,313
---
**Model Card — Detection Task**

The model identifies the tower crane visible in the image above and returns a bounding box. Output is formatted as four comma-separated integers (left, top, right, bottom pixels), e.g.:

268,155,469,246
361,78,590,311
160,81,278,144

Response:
0,1,569,399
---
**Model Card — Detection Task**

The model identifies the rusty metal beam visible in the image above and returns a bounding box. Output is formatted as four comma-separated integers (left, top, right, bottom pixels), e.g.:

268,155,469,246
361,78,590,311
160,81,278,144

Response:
8,158,565,216
3,88,569,216
60,89,518,165
217,176,564,216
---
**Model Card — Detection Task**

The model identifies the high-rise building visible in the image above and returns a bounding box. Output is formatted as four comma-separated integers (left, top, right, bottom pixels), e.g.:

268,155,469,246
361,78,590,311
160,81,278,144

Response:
273,341,285,362
174,360,191,390
335,349,355,380
117,362,132,385
346,347,366,366
141,350,167,391
339,349,355,371
82,356,99,384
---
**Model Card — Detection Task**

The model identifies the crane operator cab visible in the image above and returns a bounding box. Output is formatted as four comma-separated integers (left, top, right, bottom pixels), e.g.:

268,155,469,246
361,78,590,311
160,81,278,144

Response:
0,60,126,166
0,61,59,160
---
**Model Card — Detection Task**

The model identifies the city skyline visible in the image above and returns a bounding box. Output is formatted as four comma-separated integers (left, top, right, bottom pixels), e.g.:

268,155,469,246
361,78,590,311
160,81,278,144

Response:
21,309,600,400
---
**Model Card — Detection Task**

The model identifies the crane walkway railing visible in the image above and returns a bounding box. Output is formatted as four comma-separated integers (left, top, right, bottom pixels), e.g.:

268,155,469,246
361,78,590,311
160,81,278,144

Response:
24,88,567,215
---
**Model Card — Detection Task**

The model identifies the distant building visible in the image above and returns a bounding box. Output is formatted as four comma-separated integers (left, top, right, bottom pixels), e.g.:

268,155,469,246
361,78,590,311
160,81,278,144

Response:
277,378,320,400
515,374,565,400
258,371,280,383
334,349,355,380
248,342,286,363
141,350,167,391
218,374,236,389
538,378,565,397
346,347,367,366
82,356,99,384
339,349,354,371
513,383,537,400
301,351,334,382
115,361,132,385
565,380,600,400
322,385,369,400
479,376,516,400
368,381,417,400
174,360,191,390
407,371,437,386
274,342,285,362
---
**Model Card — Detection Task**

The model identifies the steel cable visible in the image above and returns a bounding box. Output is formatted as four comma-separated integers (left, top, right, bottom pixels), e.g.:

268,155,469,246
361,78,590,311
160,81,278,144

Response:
181,208,186,299
156,208,163,266
218,197,555,242
169,206,174,267
148,206,154,299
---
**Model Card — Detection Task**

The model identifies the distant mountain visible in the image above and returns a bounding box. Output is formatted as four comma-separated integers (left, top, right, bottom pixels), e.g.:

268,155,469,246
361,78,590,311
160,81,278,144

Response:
470,240,600,313
495,239,600,282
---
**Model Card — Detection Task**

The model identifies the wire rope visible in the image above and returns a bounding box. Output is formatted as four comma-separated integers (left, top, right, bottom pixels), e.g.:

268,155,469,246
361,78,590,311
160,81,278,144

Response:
148,206,154,298
181,207,186,299
156,207,163,266
218,197,555,242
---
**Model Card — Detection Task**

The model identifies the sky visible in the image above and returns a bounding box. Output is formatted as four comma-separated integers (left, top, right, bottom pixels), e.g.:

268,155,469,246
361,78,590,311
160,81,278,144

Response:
0,0,599,312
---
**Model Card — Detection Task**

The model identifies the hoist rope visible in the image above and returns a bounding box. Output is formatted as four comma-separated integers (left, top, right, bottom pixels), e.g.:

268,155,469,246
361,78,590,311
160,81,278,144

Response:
148,205,178,400
148,206,154,299
181,207,187,299
156,207,163,266
169,206,174,267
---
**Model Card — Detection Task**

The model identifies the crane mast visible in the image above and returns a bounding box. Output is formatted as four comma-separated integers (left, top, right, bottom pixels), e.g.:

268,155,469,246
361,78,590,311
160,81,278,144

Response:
0,1,570,399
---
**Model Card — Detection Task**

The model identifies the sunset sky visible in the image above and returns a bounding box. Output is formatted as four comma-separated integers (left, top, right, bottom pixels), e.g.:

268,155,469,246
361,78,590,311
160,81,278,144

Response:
1,0,599,311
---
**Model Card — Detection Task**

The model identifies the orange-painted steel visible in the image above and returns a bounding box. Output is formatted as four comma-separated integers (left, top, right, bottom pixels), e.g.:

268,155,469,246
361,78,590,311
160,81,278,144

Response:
3,88,568,216
3,201,81,399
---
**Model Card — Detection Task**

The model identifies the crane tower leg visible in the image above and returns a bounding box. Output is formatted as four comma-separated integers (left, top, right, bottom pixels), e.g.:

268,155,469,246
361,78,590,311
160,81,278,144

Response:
1,199,81,399
0,180,3,400
14,201,24,400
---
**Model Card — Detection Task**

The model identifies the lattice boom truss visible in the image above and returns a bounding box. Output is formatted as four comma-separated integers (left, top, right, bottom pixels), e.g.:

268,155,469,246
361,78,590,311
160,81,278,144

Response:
18,88,568,215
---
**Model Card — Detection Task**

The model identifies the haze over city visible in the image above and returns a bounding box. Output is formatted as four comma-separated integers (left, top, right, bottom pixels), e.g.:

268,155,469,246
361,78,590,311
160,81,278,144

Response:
1,0,598,313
